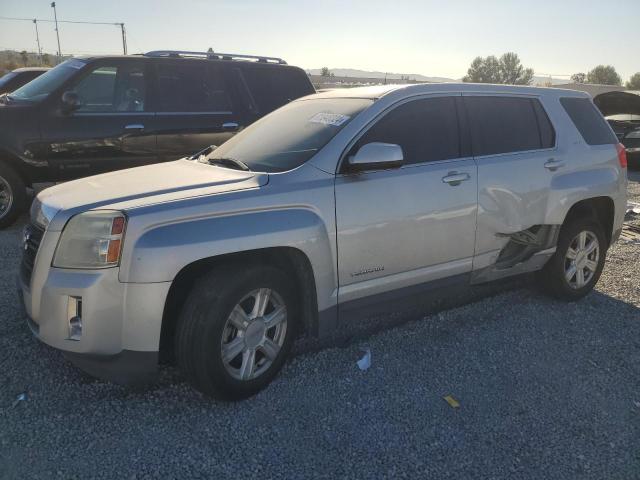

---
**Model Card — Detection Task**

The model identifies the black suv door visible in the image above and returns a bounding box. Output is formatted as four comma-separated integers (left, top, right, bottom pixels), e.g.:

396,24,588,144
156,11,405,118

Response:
39,58,157,180
152,59,239,161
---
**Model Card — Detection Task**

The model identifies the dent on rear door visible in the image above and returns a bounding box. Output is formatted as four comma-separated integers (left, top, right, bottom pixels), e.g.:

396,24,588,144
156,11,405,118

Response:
464,95,559,272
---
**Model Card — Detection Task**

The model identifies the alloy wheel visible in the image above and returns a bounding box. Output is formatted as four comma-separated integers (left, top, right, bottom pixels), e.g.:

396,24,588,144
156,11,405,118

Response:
564,230,600,289
220,288,288,381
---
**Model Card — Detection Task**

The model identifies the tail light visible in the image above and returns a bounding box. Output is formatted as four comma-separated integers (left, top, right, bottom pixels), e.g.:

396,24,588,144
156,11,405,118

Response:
617,143,627,168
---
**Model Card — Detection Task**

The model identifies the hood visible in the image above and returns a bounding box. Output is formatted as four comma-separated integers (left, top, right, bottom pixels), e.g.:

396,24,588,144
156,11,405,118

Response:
36,159,268,230
594,91,640,117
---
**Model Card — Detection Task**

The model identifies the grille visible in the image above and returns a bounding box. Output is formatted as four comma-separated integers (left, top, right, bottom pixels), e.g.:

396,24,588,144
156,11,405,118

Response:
21,223,45,287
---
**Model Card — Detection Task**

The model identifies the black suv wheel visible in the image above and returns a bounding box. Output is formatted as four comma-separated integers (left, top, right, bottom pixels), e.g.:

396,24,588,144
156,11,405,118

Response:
0,163,26,229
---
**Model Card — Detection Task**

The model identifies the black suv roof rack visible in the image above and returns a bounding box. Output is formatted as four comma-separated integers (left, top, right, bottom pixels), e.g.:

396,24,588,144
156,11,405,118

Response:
144,50,287,64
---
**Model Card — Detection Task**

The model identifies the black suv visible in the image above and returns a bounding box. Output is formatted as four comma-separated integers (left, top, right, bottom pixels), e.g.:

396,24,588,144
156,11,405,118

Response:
0,50,315,227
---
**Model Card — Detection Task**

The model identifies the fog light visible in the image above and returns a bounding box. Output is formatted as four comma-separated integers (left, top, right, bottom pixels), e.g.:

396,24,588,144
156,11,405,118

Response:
67,297,82,341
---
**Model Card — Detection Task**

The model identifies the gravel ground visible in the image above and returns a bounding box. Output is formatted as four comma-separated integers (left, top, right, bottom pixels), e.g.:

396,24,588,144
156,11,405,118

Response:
1,173,640,479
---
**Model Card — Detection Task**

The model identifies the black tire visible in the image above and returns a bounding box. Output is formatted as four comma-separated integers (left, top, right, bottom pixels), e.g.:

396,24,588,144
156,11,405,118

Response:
175,264,297,400
537,218,607,301
0,162,26,229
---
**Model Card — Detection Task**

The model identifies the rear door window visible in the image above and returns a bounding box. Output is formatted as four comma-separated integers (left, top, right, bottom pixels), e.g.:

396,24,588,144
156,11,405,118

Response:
354,96,461,165
240,66,313,114
560,97,617,145
155,61,232,113
464,96,544,156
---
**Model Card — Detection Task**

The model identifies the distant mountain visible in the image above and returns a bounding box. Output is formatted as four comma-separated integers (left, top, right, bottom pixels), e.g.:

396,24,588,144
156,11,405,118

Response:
307,68,455,83
531,76,569,86
307,68,568,86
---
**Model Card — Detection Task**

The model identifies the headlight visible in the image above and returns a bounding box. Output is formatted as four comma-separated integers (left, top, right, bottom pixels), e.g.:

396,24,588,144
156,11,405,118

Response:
53,211,127,269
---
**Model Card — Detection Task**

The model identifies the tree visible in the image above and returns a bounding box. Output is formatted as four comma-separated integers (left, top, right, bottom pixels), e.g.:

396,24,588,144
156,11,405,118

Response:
499,52,534,85
20,50,28,67
570,72,586,84
586,65,622,86
463,52,533,85
626,72,640,90
320,67,332,77
42,53,51,66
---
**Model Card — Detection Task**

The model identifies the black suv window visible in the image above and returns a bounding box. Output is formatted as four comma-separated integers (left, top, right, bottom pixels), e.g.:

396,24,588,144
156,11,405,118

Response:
465,96,547,156
73,63,146,113
241,66,313,114
156,62,232,113
354,97,461,165
560,97,617,145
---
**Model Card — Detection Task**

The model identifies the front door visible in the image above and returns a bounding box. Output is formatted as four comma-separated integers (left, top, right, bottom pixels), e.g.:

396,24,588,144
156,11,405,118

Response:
152,60,240,161
40,58,157,180
335,95,478,307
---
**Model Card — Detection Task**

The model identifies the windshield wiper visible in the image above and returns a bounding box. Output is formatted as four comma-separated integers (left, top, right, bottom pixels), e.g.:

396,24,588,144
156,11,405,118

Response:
206,157,250,171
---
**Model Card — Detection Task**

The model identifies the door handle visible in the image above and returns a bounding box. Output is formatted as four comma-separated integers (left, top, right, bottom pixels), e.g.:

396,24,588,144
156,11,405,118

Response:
544,158,565,171
124,124,144,131
442,172,470,186
222,122,239,131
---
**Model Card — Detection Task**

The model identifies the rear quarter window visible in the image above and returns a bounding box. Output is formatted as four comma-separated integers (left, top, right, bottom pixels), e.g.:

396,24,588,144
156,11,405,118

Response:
240,66,314,114
560,97,617,145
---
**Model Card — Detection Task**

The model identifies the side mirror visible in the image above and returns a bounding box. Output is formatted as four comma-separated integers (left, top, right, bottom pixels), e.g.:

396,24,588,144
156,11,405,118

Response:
61,91,80,113
347,142,404,172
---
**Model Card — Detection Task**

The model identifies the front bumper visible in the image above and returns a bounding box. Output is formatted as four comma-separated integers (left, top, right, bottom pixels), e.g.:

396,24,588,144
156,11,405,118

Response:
18,227,171,384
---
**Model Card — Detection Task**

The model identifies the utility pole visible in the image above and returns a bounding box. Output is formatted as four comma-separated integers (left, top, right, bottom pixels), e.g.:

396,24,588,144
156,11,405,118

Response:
119,23,127,55
51,2,62,60
33,19,43,64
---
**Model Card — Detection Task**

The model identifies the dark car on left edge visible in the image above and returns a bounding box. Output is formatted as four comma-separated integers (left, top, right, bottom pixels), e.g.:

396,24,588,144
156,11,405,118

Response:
0,67,49,95
0,50,315,228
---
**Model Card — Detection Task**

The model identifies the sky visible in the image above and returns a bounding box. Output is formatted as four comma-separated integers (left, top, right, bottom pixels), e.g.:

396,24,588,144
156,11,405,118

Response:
0,0,638,82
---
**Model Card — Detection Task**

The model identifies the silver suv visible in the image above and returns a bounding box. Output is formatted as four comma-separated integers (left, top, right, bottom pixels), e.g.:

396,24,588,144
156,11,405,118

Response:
19,83,628,399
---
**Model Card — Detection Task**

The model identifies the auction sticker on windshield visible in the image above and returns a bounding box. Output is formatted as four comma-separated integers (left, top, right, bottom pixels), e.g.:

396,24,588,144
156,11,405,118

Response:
308,112,350,127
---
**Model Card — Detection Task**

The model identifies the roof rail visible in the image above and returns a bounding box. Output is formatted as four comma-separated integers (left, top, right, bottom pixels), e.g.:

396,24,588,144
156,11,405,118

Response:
143,50,287,64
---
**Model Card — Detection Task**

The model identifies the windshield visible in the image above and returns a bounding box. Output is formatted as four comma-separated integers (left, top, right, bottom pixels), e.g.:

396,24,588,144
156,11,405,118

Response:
205,98,372,172
9,59,86,102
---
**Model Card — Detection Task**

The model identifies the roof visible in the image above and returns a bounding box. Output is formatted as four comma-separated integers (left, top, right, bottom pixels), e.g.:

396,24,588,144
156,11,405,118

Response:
308,82,590,100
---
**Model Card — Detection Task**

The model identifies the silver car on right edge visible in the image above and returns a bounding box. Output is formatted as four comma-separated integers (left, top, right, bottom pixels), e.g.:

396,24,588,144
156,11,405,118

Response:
21,83,627,399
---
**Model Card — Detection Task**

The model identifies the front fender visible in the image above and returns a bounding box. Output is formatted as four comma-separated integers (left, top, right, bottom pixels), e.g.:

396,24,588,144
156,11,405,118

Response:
119,208,336,309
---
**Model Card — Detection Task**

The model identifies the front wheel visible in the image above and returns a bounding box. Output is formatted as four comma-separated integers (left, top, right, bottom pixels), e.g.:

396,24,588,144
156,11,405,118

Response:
537,218,607,301
176,264,297,400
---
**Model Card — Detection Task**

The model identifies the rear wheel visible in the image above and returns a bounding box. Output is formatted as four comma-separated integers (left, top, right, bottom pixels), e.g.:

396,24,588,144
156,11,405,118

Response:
0,163,26,229
537,218,606,301
175,264,296,400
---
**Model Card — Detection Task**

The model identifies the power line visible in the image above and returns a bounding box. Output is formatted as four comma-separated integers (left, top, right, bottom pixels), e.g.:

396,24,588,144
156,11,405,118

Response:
0,16,122,26
0,15,127,54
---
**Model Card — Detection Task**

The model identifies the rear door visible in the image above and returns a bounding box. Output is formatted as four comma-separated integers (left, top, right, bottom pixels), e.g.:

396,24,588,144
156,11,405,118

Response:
40,58,157,180
462,94,558,270
153,59,239,161
334,95,478,307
